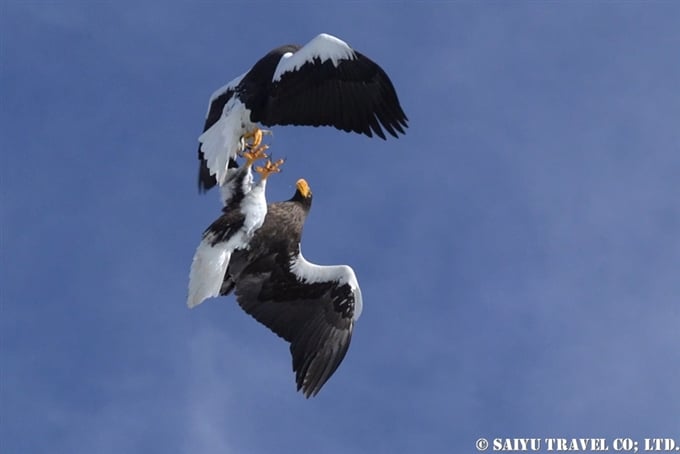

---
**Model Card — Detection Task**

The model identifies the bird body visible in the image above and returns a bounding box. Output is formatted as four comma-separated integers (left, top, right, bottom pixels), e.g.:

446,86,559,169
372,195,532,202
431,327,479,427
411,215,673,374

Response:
224,179,362,397
190,178,362,397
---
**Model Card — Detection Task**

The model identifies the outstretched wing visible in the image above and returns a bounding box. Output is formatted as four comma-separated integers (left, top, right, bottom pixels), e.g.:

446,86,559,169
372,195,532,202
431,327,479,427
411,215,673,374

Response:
233,248,360,397
257,34,408,139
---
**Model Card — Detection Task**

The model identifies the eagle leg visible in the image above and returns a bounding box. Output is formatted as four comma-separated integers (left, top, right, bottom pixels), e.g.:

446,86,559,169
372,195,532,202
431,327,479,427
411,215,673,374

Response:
255,158,285,180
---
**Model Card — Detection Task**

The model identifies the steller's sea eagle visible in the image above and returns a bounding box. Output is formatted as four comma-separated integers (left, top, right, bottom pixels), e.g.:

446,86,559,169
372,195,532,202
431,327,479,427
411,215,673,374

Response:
197,33,408,193
189,177,362,397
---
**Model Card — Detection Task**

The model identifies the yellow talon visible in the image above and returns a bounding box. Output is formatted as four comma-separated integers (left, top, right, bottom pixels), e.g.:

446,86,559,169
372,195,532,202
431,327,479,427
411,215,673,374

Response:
242,127,273,151
243,128,263,149
255,158,285,180
241,144,269,165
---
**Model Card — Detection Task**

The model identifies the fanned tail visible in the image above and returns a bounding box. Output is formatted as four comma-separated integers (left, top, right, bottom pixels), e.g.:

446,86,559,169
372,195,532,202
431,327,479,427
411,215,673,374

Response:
187,236,232,308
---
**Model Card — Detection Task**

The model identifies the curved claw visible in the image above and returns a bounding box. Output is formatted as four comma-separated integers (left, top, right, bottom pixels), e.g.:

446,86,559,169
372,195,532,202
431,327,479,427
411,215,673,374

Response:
242,127,272,150
255,158,285,180
242,144,269,166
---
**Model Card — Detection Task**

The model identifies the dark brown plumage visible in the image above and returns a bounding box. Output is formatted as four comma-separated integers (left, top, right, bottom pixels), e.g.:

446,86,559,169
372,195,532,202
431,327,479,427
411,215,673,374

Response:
221,179,362,397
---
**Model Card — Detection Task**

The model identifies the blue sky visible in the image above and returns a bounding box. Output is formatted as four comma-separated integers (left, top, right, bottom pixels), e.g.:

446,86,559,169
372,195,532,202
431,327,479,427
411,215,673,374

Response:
2,2,679,453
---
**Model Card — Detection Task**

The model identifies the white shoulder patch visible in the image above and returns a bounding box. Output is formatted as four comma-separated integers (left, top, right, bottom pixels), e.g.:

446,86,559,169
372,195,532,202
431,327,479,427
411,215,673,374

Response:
272,33,356,82
289,249,363,321
352,282,363,321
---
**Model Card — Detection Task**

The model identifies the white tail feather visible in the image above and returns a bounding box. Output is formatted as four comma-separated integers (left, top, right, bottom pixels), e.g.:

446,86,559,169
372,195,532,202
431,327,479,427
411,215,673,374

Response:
198,99,251,186
187,239,231,308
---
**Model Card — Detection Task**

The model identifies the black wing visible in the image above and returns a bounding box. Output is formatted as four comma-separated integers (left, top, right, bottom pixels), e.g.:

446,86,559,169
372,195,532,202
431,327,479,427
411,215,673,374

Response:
257,51,408,140
233,250,356,398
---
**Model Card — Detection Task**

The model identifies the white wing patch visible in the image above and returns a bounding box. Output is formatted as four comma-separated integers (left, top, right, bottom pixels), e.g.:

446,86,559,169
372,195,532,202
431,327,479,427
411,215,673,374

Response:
272,33,356,82
352,283,363,321
198,98,252,186
289,249,363,321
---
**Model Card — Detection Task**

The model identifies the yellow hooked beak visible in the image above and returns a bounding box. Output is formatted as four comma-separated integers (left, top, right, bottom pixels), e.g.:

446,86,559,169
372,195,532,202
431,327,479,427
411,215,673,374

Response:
296,178,311,198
